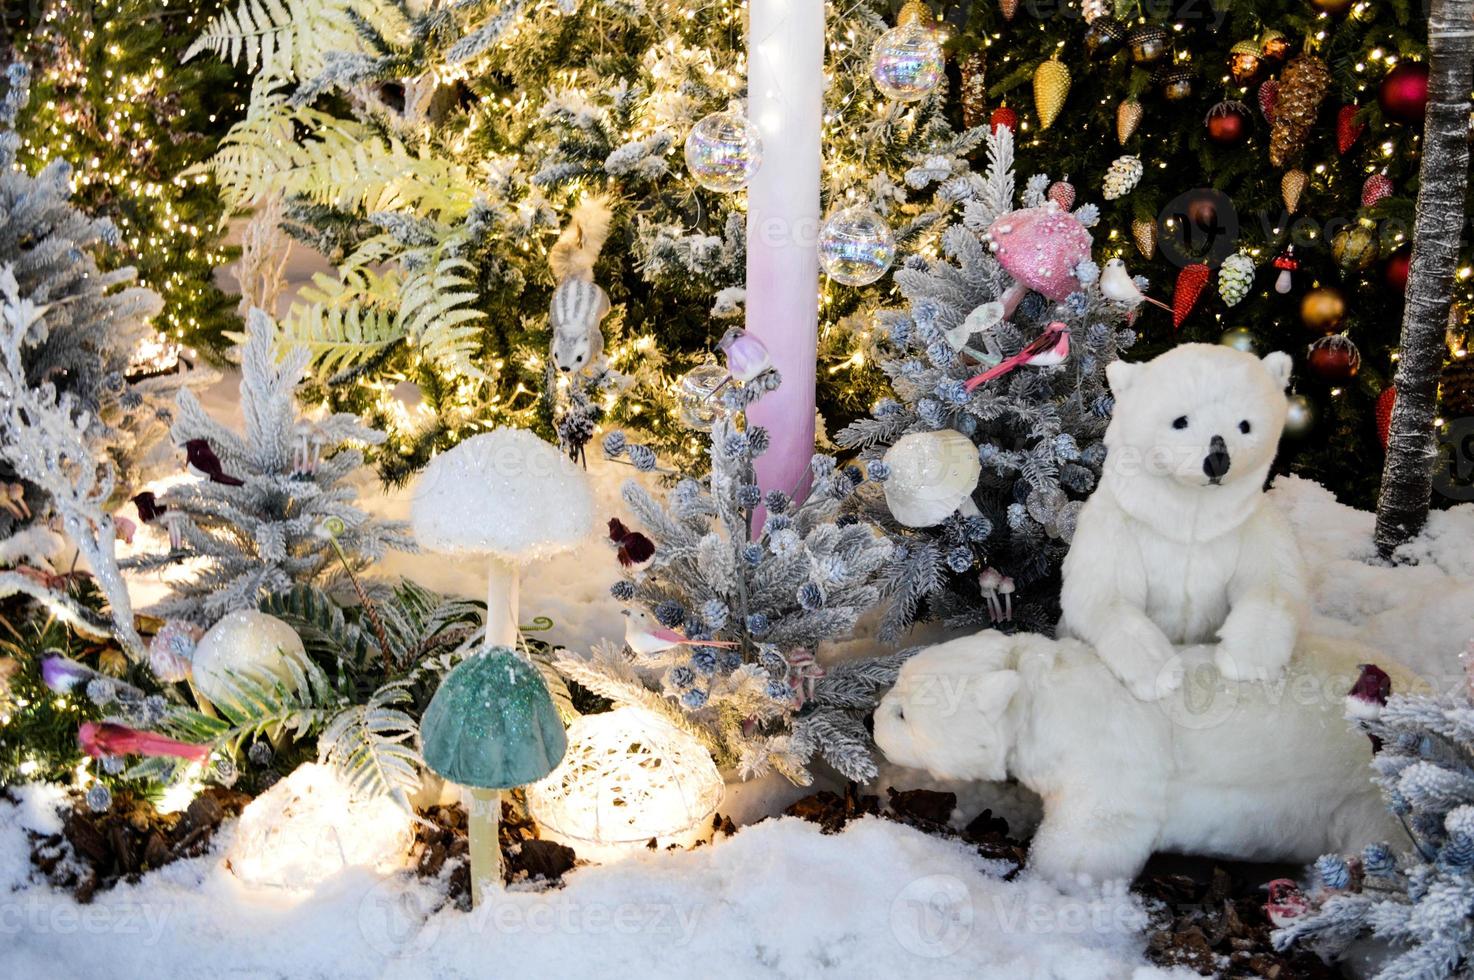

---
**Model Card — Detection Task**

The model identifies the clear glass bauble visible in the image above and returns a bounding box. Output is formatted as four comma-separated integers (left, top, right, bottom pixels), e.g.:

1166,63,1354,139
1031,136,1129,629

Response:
677,361,731,432
684,111,762,193
817,207,896,287
870,23,945,102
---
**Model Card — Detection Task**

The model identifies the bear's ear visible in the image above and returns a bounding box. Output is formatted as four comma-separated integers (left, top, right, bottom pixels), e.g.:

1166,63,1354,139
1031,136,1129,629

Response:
1261,351,1293,390
1105,359,1138,397
971,670,1021,719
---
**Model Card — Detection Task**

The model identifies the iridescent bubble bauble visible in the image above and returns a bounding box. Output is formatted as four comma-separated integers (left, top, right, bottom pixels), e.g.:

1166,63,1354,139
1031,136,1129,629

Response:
870,23,945,102
818,207,896,286
677,361,731,432
684,111,762,193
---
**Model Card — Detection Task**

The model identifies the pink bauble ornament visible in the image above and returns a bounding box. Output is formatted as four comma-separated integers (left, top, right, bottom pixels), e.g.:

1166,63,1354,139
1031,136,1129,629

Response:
986,203,1093,312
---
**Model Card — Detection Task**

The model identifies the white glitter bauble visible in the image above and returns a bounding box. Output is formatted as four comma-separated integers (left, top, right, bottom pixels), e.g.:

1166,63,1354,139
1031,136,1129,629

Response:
684,111,762,193
191,610,308,710
818,207,896,287
677,361,730,432
870,23,945,102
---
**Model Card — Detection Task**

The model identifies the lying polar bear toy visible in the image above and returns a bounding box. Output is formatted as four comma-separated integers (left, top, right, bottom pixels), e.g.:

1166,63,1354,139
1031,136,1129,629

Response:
873,629,1407,887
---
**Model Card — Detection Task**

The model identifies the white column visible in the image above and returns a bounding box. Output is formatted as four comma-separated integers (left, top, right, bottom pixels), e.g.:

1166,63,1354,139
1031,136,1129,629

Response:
745,0,824,503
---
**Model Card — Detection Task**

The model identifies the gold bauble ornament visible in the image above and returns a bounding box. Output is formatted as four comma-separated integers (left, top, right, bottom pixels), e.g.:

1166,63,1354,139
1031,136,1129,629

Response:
1259,30,1291,62
1282,168,1308,214
1300,286,1348,334
1331,222,1379,272
1033,57,1071,131
1220,326,1258,353
1117,97,1143,144
1132,217,1157,259
1284,393,1317,438
1229,40,1262,84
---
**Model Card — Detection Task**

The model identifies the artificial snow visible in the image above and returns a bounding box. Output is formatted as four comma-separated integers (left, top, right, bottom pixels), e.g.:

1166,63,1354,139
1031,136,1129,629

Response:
0,785,1186,979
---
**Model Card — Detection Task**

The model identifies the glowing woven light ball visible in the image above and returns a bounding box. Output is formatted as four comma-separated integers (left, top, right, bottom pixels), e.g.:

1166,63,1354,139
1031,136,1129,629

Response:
527,707,724,862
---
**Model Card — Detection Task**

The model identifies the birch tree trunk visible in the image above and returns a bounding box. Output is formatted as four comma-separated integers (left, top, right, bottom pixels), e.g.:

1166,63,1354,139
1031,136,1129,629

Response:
1374,0,1474,558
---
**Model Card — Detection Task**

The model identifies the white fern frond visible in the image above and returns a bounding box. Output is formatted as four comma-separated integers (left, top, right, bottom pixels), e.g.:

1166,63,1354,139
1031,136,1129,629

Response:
318,681,423,807
184,0,386,80
397,256,485,379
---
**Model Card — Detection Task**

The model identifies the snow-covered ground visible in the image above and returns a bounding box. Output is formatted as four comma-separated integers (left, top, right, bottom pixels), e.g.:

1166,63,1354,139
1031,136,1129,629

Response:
0,783,1190,980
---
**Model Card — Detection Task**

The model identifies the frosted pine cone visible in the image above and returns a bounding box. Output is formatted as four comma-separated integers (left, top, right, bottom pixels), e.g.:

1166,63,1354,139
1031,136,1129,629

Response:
1102,155,1143,201
1218,252,1255,307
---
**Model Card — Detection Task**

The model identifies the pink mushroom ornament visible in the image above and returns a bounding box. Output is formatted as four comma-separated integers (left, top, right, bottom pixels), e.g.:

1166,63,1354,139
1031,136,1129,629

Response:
986,201,1094,316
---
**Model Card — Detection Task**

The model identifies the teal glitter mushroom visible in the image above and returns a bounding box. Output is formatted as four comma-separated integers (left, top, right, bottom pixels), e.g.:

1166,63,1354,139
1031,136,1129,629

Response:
421,646,567,904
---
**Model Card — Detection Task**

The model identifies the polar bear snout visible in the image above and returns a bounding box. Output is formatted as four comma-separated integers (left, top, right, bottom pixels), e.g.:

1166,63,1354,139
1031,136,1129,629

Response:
1202,435,1231,484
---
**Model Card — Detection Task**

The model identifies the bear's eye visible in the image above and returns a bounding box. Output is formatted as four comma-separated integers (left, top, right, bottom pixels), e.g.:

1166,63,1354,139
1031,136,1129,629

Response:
1172,416,1189,430
896,706,905,721
1239,420,1252,434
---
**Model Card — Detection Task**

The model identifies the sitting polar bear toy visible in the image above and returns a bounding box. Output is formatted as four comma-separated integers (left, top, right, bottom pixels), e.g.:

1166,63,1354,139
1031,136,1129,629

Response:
873,630,1406,888
1059,343,1309,701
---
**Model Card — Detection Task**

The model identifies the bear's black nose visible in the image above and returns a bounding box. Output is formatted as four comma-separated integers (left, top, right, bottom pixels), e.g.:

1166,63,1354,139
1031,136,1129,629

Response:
1203,435,1231,482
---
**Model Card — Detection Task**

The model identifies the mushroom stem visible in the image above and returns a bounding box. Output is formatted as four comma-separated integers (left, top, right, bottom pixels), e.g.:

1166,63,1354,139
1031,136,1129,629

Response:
484,556,520,648
958,495,983,519
467,786,502,905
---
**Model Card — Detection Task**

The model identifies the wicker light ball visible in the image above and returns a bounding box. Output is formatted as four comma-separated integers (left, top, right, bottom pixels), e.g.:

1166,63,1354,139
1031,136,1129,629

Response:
527,707,724,862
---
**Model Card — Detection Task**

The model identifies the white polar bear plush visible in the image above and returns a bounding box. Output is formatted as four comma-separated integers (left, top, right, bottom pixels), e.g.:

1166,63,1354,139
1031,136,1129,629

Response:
1059,343,1309,700
873,630,1406,888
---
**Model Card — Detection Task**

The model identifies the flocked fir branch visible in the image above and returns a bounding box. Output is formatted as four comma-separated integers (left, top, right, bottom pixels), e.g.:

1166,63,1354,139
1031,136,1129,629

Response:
0,267,144,658
837,127,1136,637
555,369,910,785
1273,652,1474,978
122,310,415,625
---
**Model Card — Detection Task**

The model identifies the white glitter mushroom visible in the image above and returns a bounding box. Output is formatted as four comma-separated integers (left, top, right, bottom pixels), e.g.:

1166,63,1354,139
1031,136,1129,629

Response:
411,429,595,646
881,429,982,528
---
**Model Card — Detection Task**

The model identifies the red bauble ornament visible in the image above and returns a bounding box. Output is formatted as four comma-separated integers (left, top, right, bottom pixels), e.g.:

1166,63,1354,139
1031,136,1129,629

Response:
1379,63,1430,124
1205,100,1252,145
1384,249,1411,292
1376,386,1396,449
1258,79,1280,125
1186,193,1219,229
1336,105,1365,154
990,107,1018,133
1362,173,1393,207
1307,334,1362,381
1172,263,1211,329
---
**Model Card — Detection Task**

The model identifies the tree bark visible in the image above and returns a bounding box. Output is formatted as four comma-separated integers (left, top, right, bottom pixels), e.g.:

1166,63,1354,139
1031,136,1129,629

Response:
1374,1,1474,558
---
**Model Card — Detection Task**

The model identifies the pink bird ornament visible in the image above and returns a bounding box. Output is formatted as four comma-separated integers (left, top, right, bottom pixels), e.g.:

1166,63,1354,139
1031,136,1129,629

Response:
78,721,210,764
963,322,1071,392
622,608,739,658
